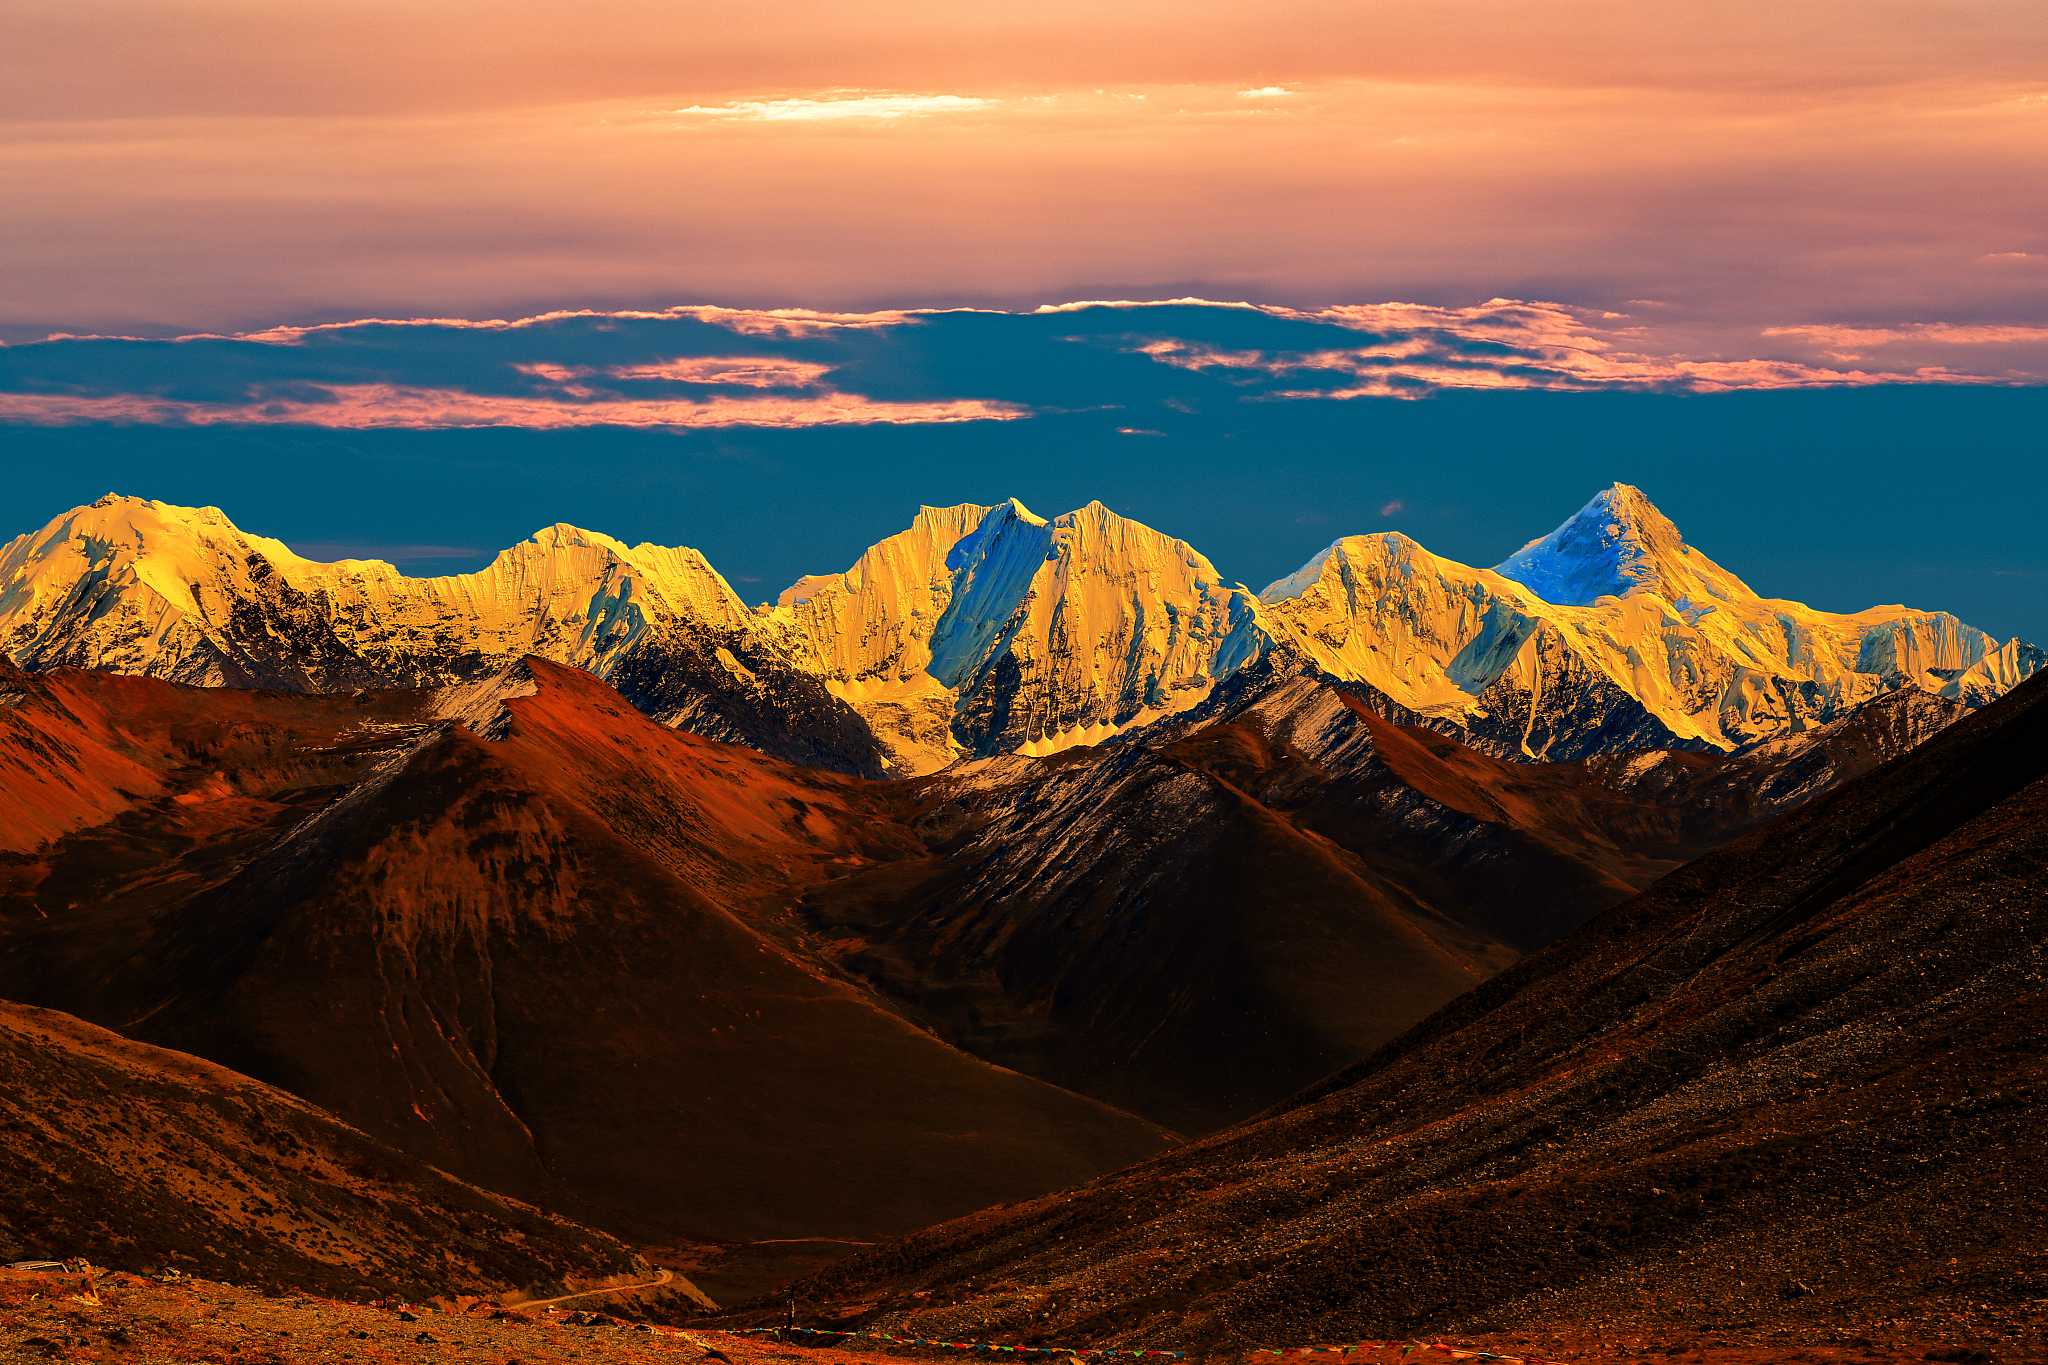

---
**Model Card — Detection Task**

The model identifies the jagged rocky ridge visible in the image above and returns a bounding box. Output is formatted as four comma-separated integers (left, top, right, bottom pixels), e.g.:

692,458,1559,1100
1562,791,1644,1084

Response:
1,487,2036,776
792,674,1972,1133
726,667,2048,1347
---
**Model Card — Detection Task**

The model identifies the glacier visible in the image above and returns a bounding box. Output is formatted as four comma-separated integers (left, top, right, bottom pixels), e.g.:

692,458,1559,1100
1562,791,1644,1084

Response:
0,486,2036,776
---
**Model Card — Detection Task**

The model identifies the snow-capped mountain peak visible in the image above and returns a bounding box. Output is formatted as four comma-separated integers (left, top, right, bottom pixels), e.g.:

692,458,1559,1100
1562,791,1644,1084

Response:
1250,482,2037,759
1003,496,1050,529
1257,531,1434,606
1493,483,1757,611
762,497,1261,770
2,486,2039,775
0,493,329,643
521,522,635,556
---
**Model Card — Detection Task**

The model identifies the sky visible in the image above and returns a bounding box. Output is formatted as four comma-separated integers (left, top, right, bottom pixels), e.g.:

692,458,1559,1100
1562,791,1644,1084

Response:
6,0,2046,339
2,0,2044,640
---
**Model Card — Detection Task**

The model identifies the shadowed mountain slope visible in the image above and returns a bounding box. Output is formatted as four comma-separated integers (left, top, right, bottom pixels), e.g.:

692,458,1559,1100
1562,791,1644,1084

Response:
793,673,1970,1131
797,727,1514,1136
757,668,2048,1346
0,997,688,1306
2,646,1978,1155
0,645,1980,1234
0,658,1172,1244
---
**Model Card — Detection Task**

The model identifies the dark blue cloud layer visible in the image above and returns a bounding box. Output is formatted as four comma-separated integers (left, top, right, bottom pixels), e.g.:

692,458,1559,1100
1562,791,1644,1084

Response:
1,300,2005,426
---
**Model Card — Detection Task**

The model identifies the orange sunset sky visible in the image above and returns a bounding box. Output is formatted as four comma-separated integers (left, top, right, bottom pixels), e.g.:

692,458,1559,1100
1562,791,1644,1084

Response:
5,0,2045,370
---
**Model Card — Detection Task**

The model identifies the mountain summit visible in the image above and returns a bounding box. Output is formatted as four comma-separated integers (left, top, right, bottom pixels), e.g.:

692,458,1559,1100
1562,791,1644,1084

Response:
2,488,2038,772
1493,482,1756,611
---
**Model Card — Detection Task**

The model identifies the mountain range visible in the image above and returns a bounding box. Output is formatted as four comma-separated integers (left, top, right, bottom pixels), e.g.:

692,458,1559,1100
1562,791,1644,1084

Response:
0,626,1983,1253
2,482,2042,1329
3,486,2037,778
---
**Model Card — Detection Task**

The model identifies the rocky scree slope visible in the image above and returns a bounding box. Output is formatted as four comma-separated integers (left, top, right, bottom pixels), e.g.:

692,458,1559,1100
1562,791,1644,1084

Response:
1,488,2034,777
747,667,2048,1348
0,997,686,1306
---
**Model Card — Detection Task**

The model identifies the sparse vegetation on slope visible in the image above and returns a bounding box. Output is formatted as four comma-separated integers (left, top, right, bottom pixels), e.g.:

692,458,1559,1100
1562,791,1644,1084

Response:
731,671,2048,1352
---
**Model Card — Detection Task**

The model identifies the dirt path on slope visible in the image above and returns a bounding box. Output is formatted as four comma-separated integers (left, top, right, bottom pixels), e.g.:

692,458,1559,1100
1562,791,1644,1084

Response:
521,1267,674,1308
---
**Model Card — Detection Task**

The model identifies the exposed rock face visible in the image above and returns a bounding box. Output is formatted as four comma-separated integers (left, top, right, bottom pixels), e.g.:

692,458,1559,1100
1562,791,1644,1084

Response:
2,487,2033,777
0,997,674,1305
759,670,2048,1349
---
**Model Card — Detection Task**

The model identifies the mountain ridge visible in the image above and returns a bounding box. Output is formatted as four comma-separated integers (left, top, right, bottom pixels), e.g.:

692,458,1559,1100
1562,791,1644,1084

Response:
0,653,1177,1244
2,486,2035,777
720,665,2048,1348
1,637,1955,1184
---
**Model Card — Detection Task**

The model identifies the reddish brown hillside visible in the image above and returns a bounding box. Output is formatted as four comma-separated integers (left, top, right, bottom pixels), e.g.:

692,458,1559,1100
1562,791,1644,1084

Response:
745,670,2048,1349
0,654,1972,1253
0,659,1172,1244
787,677,1965,1132
0,997,681,1306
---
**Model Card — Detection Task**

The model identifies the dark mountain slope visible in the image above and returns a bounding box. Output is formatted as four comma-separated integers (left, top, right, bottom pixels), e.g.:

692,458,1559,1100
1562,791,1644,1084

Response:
798,733,1515,1135
0,649,1979,1244
760,669,2048,1348
0,660,1172,1245
792,677,1968,1132
0,997,685,1306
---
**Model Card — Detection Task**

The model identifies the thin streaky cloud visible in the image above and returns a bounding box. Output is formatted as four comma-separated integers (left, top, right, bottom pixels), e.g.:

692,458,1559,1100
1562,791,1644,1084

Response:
665,93,995,121
607,357,835,386
218,306,914,346
0,387,1026,431
512,357,835,387
1761,324,2048,346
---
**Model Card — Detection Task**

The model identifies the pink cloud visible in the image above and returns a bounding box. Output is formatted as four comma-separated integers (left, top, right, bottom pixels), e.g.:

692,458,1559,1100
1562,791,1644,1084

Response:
1760,323,2048,347
0,385,1026,431
1116,299,2012,396
6,296,2029,437
605,357,835,386
221,306,914,347
8,47,2045,348
512,356,835,389
1379,500,1404,516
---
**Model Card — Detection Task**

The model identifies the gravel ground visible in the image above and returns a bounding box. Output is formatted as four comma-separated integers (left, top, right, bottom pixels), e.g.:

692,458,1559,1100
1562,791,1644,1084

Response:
2,1270,2037,1365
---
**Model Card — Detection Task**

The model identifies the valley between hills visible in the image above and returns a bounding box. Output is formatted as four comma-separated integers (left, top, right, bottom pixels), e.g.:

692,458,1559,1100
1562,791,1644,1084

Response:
1,485,2044,1362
